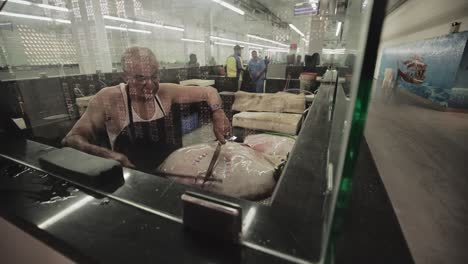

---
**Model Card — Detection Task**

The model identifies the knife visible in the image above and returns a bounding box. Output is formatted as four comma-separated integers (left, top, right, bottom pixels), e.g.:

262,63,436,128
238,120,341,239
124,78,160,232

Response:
202,141,222,187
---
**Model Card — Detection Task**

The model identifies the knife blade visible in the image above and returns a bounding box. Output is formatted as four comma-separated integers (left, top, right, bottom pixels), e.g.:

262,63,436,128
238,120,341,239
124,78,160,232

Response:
202,142,222,187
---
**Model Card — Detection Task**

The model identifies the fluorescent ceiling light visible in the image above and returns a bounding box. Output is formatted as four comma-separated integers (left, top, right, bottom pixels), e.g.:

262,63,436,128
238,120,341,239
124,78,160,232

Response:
267,49,289,53
289,24,305,37
55,19,71,24
212,0,245,15
336,21,342,36
210,36,282,49
163,25,184,32
128,28,151,34
0,11,70,24
214,42,244,48
210,36,238,42
103,15,133,23
105,25,151,34
214,42,264,51
0,11,52,21
37,3,69,12
182,38,205,43
246,34,289,47
105,25,127,31
8,0,69,12
8,0,32,5
104,15,184,32
135,20,164,28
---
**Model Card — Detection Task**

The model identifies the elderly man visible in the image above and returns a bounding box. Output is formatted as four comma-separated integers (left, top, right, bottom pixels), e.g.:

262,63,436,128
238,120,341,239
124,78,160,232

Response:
62,47,230,172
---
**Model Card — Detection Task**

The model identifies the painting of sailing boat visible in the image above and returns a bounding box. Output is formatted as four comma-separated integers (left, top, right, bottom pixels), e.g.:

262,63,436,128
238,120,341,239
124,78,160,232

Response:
378,31,468,109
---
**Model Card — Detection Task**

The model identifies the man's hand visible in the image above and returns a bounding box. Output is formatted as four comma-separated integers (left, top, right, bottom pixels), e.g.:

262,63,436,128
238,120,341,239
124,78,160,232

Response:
212,109,231,144
62,134,135,168
108,152,135,168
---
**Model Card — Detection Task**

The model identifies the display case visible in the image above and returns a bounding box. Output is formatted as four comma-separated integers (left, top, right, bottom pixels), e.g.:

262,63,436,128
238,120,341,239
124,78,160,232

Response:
0,0,387,263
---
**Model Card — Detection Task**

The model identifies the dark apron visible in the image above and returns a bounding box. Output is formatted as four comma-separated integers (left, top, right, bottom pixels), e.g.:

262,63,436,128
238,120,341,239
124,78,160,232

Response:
114,85,176,173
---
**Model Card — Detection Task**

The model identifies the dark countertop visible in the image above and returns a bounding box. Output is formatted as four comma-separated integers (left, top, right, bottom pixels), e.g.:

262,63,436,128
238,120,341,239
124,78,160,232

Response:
0,136,413,264
0,159,279,264
0,137,317,263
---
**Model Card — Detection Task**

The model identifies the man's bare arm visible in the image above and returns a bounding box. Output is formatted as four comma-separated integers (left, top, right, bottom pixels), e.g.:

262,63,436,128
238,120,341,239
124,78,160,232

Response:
62,95,134,167
161,83,222,109
62,134,133,167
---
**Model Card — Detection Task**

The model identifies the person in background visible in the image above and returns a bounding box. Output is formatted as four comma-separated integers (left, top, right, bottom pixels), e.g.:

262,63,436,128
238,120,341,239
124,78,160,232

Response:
225,45,244,89
263,55,270,83
264,56,270,66
187,53,199,67
287,54,297,65
304,52,320,73
296,55,304,66
248,50,266,93
208,56,217,66
187,53,200,79
63,47,230,172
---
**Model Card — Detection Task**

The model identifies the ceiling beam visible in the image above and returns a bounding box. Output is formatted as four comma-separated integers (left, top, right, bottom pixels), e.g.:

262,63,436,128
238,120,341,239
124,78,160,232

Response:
236,0,289,29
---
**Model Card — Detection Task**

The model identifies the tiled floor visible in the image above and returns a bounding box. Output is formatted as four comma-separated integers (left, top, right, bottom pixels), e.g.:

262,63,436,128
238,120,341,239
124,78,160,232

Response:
365,83,468,264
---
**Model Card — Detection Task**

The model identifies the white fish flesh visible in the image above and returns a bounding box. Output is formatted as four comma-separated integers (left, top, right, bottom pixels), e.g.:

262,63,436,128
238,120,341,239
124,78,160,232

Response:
244,134,296,162
158,142,277,200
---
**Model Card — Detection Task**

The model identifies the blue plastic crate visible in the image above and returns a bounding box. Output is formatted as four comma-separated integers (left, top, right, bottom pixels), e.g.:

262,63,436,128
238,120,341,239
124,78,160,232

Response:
181,112,199,134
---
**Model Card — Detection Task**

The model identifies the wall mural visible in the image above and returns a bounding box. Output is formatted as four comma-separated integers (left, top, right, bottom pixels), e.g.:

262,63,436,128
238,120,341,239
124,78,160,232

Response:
379,31,468,109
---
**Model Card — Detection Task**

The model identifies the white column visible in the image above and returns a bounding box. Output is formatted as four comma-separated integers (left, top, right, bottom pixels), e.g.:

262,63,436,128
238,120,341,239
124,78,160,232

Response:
68,0,112,74
92,0,112,73
308,17,324,55
204,8,214,65
342,0,363,50
308,0,329,55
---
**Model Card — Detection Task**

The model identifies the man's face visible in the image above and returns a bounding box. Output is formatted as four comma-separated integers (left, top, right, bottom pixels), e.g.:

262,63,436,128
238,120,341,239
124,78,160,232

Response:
190,55,197,62
123,54,159,100
251,51,258,59
235,48,241,56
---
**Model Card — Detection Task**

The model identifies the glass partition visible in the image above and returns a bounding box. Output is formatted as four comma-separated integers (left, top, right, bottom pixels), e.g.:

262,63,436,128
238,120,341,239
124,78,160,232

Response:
0,0,384,262
323,0,386,260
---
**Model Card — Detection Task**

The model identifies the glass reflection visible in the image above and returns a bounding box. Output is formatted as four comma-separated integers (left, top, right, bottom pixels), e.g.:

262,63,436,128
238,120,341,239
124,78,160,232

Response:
0,0,380,261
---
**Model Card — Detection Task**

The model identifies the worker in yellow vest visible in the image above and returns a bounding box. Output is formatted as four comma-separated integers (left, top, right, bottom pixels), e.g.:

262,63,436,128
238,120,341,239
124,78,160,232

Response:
225,45,244,90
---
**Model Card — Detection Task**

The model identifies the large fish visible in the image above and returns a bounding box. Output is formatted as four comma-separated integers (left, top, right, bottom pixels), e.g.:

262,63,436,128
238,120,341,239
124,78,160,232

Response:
244,134,296,162
158,142,278,200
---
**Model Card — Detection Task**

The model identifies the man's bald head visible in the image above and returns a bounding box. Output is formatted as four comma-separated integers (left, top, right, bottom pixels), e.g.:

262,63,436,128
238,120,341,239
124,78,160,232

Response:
121,46,158,74
121,47,160,99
